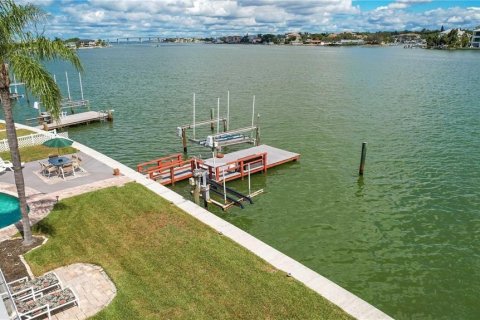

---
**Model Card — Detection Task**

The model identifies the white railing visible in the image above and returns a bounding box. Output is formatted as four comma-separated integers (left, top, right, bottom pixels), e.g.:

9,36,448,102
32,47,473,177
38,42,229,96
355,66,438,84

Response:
0,130,69,152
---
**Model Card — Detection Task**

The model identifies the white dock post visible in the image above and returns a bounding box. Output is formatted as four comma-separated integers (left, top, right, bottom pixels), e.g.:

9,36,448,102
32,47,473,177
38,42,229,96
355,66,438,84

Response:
13,75,18,95
227,90,230,131
217,97,220,134
65,71,71,100
248,163,251,196
193,93,196,140
79,72,84,100
53,74,57,84
223,169,227,204
251,95,255,127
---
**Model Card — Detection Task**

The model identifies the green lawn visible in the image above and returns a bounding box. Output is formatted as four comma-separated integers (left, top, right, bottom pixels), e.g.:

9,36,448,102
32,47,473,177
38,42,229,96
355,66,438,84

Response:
26,183,352,320
0,145,77,162
0,128,35,140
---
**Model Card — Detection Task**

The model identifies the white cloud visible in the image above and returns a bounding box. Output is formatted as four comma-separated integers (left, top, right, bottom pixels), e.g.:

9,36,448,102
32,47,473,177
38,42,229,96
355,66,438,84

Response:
34,0,480,38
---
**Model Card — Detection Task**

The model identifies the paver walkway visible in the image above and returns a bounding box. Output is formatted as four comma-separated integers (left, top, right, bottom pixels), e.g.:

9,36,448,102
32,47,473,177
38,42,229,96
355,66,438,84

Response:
50,263,116,320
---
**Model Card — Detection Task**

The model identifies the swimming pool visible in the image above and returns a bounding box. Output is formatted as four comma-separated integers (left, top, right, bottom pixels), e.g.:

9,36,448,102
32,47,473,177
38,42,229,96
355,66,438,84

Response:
0,193,21,228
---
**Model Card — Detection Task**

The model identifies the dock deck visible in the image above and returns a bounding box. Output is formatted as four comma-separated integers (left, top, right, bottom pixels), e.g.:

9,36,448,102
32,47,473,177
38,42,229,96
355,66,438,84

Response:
204,145,299,169
203,145,300,182
138,145,300,185
35,111,111,130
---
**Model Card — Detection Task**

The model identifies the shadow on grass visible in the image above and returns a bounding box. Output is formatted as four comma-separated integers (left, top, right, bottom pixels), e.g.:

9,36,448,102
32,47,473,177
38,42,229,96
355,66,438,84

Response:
33,220,56,236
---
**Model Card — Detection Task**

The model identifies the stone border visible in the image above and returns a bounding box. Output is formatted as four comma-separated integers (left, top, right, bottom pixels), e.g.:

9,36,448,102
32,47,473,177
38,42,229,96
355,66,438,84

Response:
3,120,393,320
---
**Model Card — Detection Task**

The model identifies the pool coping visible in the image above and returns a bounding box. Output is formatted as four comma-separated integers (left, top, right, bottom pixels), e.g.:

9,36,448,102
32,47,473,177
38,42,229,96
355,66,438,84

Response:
1,120,393,320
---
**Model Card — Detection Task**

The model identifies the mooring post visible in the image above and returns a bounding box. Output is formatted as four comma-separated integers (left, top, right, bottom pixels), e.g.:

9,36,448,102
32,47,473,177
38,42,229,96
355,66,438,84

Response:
359,142,367,176
182,128,187,153
210,108,215,131
223,119,227,132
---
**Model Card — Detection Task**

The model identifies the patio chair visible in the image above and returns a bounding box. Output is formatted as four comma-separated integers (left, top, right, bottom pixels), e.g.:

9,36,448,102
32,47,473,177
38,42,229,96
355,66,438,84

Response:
71,156,85,172
48,154,58,159
0,157,14,171
60,164,75,179
39,162,58,178
15,287,78,320
8,273,61,300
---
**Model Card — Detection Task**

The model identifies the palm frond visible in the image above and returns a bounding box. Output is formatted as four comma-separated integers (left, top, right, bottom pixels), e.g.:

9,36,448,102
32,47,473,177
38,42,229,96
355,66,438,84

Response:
0,0,44,44
9,54,61,119
11,36,83,72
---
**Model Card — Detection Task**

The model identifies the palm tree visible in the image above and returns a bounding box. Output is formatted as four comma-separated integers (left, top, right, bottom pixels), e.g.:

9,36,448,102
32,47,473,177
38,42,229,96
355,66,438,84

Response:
0,0,82,245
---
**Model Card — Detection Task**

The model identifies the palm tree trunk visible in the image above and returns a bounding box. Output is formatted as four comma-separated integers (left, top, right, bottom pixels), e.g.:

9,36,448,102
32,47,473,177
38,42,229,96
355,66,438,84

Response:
0,63,33,245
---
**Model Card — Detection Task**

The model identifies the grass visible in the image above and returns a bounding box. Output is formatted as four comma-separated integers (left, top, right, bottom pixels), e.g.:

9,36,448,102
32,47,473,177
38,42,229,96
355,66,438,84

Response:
0,145,77,162
26,183,352,320
0,128,35,140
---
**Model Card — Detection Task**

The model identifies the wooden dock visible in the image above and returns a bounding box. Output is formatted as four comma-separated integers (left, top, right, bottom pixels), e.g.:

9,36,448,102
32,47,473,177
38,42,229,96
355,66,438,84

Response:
203,145,300,182
34,111,112,130
137,144,300,186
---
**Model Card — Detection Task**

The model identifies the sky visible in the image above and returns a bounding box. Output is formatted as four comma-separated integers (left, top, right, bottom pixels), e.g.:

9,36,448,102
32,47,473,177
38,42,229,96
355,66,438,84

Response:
24,0,480,39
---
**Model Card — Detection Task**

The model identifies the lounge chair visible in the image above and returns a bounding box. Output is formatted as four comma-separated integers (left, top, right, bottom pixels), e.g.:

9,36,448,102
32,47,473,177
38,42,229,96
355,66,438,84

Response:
0,157,25,171
8,273,61,299
15,288,78,320
0,157,14,171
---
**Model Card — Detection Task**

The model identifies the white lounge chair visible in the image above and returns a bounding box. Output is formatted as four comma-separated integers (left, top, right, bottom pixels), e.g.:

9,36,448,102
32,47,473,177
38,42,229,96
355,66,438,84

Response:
15,288,78,320
0,157,25,171
0,157,14,171
8,273,62,300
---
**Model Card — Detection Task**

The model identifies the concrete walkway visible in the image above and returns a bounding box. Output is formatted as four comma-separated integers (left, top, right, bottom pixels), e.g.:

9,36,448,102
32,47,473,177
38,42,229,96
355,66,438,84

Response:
50,263,116,320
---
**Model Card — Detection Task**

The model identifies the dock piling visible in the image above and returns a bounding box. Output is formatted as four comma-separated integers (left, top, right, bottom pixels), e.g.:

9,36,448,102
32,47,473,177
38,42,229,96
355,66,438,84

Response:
193,93,196,139
227,90,230,130
359,142,367,176
182,128,188,153
217,98,220,134
210,108,215,131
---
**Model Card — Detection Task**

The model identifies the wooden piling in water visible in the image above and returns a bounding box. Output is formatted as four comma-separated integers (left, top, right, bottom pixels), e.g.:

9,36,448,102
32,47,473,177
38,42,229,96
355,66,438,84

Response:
182,128,187,152
210,108,215,132
359,142,367,176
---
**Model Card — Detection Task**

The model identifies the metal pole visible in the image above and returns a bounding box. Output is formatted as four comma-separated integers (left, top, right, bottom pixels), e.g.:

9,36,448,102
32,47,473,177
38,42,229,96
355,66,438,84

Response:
79,72,84,100
227,90,230,131
251,95,255,127
217,98,220,134
193,93,196,139
210,108,215,131
53,74,57,84
65,71,71,100
248,163,251,195
223,169,227,204
359,142,367,176
13,75,18,94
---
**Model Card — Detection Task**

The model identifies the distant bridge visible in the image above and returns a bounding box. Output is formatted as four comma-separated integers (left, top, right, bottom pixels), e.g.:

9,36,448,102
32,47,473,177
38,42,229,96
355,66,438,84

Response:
109,37,166,44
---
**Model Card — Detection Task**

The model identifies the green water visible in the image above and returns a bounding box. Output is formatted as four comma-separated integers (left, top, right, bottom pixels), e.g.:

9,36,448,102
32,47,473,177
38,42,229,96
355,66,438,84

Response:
6,45,480,319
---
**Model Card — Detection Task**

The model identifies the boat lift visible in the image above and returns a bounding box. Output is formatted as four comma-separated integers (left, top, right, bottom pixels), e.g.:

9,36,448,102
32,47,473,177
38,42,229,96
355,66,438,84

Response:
189,163,262,211
177,92,260,152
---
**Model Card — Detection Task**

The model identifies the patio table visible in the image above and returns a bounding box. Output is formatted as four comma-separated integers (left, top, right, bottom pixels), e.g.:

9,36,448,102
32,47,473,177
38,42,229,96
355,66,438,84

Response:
48,156,71,167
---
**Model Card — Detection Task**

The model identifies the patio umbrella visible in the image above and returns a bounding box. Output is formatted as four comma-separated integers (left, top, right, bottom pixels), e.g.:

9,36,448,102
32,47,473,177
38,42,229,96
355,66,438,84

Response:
42,136,74,155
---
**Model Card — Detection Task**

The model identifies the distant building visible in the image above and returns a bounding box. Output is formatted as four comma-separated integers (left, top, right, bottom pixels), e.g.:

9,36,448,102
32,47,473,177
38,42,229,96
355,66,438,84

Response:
471,28,480,48
394,33,421,43
440,28,466,37
224,36,241,44
340,39,365,45
78,39,96,47
304,39,324,46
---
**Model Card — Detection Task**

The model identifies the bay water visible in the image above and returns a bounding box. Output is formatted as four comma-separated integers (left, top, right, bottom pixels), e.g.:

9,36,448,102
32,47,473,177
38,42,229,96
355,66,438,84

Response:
5,45,480,319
